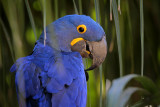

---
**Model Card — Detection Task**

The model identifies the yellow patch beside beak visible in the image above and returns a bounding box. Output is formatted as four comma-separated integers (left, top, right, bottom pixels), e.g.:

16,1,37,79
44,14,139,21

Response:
70,38,85,46
86,50,90,54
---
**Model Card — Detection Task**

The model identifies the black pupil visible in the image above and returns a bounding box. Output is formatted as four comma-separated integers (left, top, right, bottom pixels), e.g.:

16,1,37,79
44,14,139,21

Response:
79,27,84,32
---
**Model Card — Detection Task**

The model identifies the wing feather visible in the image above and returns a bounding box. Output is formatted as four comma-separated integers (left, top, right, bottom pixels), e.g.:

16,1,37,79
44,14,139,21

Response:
10,43,87,107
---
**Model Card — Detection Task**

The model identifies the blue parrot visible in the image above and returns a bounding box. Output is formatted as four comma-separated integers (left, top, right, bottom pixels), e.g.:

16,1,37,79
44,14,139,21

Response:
10,15,107,107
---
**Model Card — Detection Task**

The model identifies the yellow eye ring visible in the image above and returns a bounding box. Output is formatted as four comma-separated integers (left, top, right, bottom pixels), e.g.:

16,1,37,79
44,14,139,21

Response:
77,24,87,34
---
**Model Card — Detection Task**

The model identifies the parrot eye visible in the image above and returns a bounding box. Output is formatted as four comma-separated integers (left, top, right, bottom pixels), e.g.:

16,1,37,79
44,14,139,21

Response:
77,24,87,34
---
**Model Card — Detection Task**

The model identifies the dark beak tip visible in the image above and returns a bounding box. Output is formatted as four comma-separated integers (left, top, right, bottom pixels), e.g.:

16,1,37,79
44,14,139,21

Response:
70,36,107,72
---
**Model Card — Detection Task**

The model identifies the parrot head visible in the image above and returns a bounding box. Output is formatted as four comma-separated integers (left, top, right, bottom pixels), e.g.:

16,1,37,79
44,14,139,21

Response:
39,14,107,71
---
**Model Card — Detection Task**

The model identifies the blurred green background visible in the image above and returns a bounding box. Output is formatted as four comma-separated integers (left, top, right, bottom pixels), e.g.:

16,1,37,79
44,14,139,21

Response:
0,0,160,107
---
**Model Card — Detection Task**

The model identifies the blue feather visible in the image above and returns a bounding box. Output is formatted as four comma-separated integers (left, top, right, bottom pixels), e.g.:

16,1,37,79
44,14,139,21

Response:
10,14,106,107
11,42,87,107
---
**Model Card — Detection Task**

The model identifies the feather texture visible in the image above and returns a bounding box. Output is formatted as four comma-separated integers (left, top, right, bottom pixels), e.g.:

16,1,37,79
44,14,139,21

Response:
10,14,106,107
11,43,87,107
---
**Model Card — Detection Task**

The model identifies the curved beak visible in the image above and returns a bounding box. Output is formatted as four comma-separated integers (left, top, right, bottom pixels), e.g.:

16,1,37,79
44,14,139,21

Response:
71,36,107,71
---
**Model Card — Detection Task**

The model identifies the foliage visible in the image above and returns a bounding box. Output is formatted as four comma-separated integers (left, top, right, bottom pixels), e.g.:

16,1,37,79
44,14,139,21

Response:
106,74,160,107
0,0,160,107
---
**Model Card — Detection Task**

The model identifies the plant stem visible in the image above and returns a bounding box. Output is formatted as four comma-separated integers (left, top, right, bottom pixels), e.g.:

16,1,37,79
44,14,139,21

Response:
73,0,79,14
112,0,123,77
43,0,46,46
140,0,144,76
79,0,82,15
54,0,58,19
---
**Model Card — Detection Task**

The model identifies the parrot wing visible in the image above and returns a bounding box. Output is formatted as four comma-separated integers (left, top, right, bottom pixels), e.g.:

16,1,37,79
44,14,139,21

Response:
10,56,44,106
42,51,87,107
10,43,87,107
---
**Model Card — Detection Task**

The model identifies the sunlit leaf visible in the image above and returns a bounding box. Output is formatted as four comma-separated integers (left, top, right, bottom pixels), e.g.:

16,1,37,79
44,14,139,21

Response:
106,74,138,107
106,74,160,107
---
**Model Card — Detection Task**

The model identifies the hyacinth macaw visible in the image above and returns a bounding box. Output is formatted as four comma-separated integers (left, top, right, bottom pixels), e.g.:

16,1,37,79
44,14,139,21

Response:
10,14,107,107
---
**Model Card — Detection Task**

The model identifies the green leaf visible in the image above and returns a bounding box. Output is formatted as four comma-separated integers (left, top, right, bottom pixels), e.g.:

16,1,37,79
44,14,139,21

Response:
0,18,15,62
106,74,160,107
119,87,143,107
135,76,157,93
112,0,123,77
130,100,144,107
25,0,37,41
106,74,138,107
